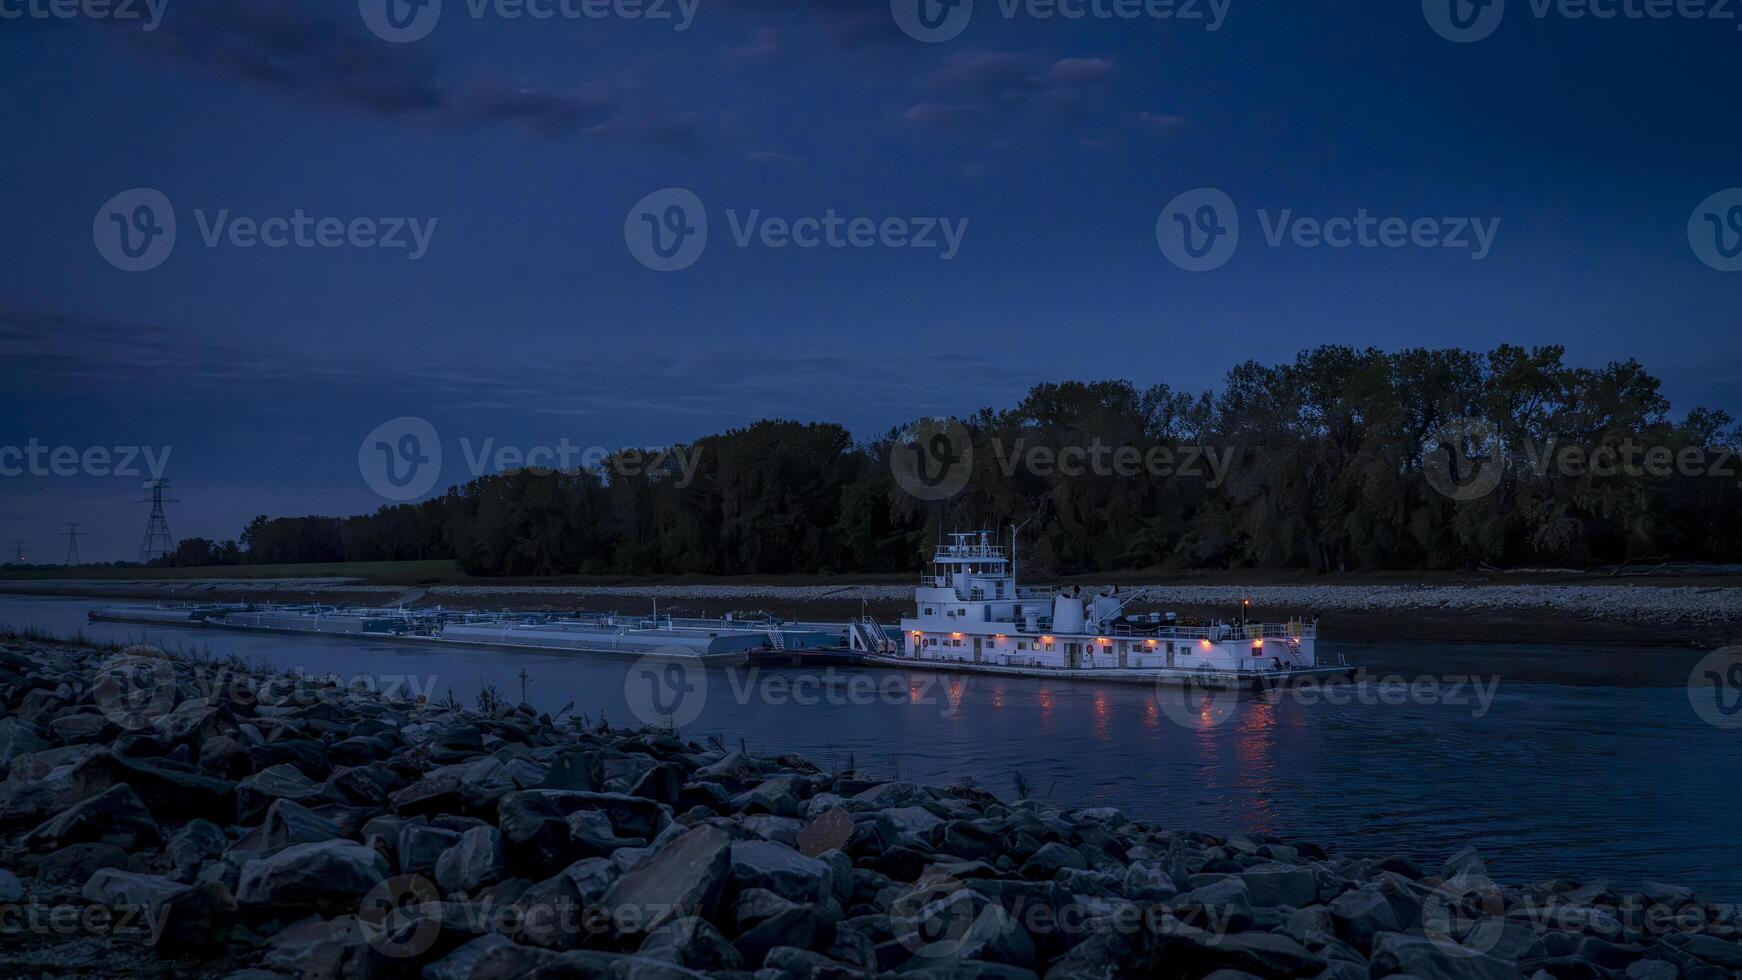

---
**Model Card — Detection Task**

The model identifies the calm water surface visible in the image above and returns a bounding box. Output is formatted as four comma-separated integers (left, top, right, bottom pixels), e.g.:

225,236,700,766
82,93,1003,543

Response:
3,595,1736,899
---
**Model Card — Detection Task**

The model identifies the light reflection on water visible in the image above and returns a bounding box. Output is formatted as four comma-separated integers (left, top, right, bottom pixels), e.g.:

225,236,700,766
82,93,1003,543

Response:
1,594,1736,899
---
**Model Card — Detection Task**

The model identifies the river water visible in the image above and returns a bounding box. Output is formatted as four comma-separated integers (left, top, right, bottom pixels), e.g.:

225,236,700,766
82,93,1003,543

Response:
3,595,1737,900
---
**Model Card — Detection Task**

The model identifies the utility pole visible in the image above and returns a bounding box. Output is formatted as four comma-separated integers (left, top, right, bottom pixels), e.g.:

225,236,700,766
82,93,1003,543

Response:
63,523,82,566
139,480,177,563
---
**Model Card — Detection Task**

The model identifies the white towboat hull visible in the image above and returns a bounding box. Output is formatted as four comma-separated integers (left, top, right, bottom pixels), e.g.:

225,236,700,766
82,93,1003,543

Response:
856,652,1355,689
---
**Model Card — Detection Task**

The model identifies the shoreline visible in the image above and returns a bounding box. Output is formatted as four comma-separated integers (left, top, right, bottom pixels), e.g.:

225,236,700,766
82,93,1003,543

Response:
6,577,1741,647
0,636,1738,978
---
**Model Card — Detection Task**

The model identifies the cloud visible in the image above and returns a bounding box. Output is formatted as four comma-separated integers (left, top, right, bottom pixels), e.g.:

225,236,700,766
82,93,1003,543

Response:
1135,111,1188,136
746,150,804,166
107,0,686,147
1048,58,1116,83
725,27,784,65
901,102,988,131
907,50,1122,140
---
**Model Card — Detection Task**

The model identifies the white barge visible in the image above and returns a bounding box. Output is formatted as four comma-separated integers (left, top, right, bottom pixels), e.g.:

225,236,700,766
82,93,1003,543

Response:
88,602,252,626
417,613,840,666
91,602,841,664
870,531,1352,689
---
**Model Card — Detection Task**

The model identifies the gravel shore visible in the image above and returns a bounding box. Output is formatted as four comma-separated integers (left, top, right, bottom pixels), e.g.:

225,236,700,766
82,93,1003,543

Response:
1,636,1739,978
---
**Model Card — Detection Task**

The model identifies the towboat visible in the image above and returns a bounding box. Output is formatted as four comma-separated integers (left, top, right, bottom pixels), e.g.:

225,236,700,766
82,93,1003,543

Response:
864,531,1354,689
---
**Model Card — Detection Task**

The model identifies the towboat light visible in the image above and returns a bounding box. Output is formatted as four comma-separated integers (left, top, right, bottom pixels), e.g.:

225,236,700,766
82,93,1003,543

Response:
951,633,963,639
1252,639,1264,649
1097,637,1110,645
1201,639,1212,649
1145,639,1158,647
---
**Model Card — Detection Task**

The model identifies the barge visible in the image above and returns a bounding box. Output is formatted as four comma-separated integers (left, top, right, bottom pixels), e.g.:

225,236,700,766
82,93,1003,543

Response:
82,536,1351,689
88,602,252,626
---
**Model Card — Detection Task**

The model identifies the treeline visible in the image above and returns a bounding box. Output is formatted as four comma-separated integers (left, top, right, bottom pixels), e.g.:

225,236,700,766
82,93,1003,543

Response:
223,345,1742,577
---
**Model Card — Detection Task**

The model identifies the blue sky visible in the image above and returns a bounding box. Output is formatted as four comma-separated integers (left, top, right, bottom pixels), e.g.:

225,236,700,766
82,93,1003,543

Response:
2,0,1739,560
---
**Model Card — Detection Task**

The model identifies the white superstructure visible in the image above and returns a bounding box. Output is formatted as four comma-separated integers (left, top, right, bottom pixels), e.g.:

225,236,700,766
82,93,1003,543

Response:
891,531,1348,686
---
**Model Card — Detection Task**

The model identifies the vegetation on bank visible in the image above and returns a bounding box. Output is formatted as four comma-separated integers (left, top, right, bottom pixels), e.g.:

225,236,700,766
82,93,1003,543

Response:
22,345,1742,580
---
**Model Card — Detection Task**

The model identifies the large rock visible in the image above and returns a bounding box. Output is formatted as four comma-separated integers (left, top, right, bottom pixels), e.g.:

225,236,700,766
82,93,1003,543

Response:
232,798,343,857
729,839,832,904
1239,863,1319,908
637,915,744,972
0,717,49,775
1328,885,1402,949
28,842,134,886
425,934,557,980
152,880,237,949
81,868,188,909
539,750,600,792
436,825,508,896
80,750,236,824
1369,931,1515,980
1018,842,1087,879
24,783,160,850
153,697,226,743
258,914,374,978
166,819,229,880
399,823,463,875
236,763,325,823
599,824,732,937
237,840,390,913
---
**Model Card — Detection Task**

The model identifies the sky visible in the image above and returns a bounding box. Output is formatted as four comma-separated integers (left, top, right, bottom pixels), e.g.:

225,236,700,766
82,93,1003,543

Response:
1,0,1739,561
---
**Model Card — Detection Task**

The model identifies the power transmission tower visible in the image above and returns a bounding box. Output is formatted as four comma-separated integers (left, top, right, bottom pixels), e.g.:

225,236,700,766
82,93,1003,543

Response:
9,540,24,565
63,523,83,565
139,480,177,563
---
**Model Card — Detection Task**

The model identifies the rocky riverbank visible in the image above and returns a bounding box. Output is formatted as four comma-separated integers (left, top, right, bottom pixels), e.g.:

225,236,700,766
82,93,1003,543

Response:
1,636,1738,979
